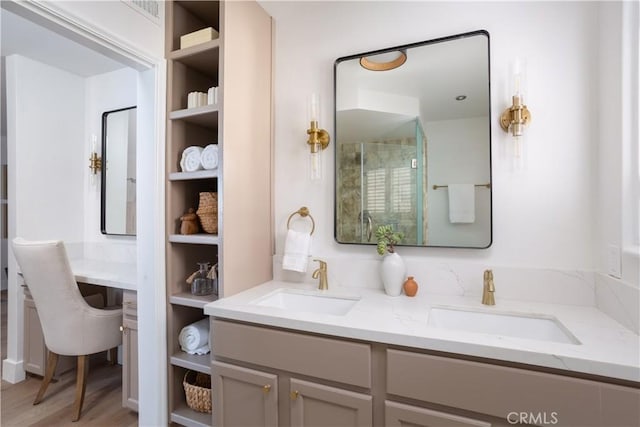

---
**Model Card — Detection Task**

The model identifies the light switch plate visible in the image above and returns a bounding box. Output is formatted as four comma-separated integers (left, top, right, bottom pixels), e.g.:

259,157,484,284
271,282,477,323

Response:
607,244,622,279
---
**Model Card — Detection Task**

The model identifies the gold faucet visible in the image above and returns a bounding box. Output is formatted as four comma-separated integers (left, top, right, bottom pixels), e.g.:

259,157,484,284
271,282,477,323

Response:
482,269,495,305
312,259,328,290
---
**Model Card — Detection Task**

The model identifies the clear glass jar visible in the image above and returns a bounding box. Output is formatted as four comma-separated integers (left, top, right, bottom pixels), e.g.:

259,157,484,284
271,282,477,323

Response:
191,262,214,296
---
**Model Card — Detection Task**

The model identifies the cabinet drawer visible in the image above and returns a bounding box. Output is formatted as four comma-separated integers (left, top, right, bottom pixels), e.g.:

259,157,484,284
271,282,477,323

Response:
212,319,371,388
387,349,601,426
385,401,491,427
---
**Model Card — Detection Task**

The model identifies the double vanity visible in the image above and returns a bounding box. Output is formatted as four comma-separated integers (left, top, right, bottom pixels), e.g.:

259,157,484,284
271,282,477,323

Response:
205,280,639,427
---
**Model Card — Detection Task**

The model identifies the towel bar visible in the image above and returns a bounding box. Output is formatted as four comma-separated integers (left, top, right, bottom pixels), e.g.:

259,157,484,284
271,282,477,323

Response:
287,206,315,235
433,183,491,190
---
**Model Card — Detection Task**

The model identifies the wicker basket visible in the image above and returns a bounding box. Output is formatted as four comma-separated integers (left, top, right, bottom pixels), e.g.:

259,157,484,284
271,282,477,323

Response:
196,192,218,234
183,370,212,414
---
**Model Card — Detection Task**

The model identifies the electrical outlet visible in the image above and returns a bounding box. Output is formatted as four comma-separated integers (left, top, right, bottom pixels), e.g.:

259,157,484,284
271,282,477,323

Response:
607,244,622,279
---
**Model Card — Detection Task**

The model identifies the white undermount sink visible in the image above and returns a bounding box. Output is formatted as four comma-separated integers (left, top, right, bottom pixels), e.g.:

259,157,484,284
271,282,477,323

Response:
428,306,580,345
252,289,360,316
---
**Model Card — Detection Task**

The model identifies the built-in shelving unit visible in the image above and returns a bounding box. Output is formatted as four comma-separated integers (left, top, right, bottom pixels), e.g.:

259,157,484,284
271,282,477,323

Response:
169,170,218,181
165,1,273,425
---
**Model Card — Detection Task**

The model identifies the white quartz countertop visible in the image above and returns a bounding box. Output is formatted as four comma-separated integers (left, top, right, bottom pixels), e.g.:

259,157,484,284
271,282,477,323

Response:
68,258,137,291
205,280,640,383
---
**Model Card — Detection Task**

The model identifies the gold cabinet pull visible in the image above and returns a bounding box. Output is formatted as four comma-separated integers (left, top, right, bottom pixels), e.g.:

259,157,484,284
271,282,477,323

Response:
263,384,271,394
290,390,299,400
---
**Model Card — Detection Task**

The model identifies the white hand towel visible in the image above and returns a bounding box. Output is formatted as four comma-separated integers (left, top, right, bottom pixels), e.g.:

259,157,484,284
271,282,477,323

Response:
448,184,475,223
282,229,313,273
180,146,203,172
201,144,219,170
179,318,210,355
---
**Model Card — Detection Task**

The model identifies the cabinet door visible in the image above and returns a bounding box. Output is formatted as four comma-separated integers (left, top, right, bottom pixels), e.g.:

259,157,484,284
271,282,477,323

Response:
290,378,372,427
385,401,492,427
121,323,138,411
122,291,138,411
212,361,278,427
23,297,46,375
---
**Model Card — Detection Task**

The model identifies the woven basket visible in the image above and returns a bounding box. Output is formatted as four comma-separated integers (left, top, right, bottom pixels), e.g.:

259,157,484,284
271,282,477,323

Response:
183,370,212,414
196,192,218,234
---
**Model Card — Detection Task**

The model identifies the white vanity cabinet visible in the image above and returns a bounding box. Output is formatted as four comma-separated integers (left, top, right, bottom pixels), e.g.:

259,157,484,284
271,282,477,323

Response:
210,319,640,427
211,319,373,427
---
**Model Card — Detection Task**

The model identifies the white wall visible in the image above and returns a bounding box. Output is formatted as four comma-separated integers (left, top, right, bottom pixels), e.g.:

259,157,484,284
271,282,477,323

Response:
10,55,85,241
593,1,640,334
4,54,85,382
426,117,491,247
84,67,137,242
263,1,599,272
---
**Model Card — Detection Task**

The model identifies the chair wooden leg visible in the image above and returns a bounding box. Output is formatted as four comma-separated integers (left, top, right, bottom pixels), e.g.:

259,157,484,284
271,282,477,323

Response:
33,351,59,405
108,347,118,365
71,355,89,422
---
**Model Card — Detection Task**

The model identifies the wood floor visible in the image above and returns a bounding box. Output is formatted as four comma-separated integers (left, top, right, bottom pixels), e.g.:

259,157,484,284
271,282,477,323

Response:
1,291,139,426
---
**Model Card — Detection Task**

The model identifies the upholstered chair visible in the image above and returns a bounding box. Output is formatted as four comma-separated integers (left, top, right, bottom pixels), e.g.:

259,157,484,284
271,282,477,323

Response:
12,238,123,421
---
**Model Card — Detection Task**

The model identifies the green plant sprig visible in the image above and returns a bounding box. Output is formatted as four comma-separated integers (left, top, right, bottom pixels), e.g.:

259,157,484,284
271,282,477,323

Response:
375,224,404,255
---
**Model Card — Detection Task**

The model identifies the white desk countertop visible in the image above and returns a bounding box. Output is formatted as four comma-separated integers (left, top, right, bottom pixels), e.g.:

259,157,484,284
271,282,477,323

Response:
68,258,136,291
205,280,640,383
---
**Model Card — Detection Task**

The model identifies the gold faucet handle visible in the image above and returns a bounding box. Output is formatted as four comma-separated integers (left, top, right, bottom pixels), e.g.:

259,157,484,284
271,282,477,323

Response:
313,259,327,271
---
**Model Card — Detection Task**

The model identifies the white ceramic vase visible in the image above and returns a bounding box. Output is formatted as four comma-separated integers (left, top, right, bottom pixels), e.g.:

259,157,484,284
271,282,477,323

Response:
381,252,406,296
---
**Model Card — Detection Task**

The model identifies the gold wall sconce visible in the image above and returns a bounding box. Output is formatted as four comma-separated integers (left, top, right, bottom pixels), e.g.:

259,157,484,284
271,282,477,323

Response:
89,151,102,175
500,58,531,163
307,94,330,181
89,135,102,187
499,94,531,137
500,58,531,138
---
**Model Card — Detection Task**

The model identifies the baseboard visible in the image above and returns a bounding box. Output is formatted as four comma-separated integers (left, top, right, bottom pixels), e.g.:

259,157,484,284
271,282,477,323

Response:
2,358,26,384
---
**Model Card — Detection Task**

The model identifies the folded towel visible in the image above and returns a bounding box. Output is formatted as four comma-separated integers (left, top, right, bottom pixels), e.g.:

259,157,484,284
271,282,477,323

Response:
179,318,210,355
282,229,312,273
180,146,203,172
448,184,475,223
201,144,219,170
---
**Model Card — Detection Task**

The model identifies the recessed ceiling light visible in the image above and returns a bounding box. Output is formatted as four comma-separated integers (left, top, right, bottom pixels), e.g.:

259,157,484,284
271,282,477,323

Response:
360,50,407,71
456,95,467,101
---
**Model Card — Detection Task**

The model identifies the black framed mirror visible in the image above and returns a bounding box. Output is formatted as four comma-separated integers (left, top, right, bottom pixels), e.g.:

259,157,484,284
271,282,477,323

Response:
334,30,492,249
101,106,137,236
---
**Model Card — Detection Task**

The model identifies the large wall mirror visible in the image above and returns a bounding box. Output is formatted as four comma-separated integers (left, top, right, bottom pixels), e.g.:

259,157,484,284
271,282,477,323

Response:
101,106,137,236
334,30,492,249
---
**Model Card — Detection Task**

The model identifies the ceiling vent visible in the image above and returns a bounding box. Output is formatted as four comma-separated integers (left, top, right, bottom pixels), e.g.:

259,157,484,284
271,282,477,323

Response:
121,0,161,24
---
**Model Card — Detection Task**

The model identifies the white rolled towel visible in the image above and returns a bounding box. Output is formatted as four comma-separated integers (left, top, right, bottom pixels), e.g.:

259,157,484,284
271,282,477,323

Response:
201,144,219,170
180,146,203,172
178,318,210,355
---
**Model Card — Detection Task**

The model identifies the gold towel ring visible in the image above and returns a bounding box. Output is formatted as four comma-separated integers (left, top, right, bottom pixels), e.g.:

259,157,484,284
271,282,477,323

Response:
287,206,315,235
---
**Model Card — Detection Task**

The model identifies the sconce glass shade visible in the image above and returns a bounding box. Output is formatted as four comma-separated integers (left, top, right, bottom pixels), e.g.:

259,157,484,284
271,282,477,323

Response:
307,94,330,181
309,147,323,181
